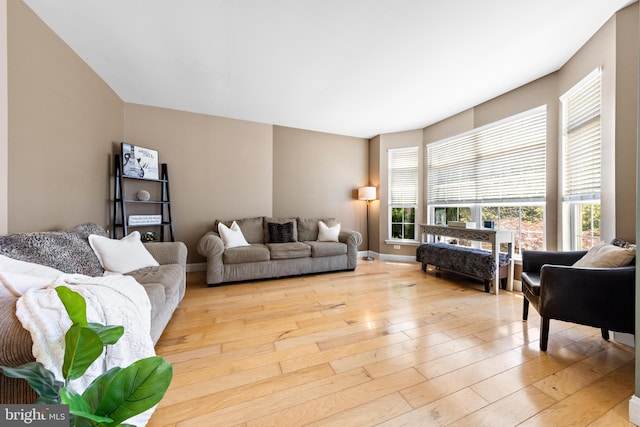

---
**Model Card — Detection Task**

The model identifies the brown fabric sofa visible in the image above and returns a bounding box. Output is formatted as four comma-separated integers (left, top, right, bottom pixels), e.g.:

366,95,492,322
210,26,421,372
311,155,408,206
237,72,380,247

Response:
197,216,362,286
0,223,187,403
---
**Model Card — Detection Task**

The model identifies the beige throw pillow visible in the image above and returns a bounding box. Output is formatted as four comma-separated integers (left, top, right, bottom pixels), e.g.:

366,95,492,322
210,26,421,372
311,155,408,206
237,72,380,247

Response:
573,241,635,268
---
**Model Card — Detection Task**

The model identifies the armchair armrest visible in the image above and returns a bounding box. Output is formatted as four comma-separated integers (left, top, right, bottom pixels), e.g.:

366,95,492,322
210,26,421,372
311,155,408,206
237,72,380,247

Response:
339,228,363,270
197,231,225,285
522,250,587,273
539,264,635,333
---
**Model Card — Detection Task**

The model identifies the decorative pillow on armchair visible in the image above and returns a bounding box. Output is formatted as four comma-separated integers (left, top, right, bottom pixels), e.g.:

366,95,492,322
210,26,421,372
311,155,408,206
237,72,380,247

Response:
573,241,635,268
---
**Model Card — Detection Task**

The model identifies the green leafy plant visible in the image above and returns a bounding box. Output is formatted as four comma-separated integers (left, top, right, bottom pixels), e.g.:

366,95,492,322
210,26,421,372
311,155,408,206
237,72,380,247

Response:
1,286,172,426
140,232,158,242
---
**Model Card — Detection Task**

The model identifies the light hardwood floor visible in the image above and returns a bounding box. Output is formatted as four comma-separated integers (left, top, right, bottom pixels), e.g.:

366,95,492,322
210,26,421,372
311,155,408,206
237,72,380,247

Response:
148,260,636,426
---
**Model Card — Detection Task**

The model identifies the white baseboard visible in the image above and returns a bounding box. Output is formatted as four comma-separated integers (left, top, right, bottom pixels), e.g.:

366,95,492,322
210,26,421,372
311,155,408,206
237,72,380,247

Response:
629,395,640,425
612,332,635,347
186,262,206,272
358,250,417,263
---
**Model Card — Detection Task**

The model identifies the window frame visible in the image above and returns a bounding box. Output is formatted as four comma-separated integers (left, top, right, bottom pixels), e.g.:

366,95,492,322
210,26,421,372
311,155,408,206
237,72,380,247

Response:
387,146,419,242
560,68,601,250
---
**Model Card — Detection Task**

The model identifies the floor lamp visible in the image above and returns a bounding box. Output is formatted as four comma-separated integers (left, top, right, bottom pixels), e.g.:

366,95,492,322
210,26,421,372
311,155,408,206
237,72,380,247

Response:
358,186,376,261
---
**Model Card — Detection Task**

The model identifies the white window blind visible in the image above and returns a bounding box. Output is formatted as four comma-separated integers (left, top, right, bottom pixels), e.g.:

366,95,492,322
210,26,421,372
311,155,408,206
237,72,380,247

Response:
561,69,601,201
427,106,547,204
388,147,418,205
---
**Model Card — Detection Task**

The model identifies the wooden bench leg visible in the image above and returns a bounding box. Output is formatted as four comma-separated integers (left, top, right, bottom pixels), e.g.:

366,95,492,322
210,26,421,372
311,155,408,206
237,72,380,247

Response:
601,328,610,341
483,280,490,293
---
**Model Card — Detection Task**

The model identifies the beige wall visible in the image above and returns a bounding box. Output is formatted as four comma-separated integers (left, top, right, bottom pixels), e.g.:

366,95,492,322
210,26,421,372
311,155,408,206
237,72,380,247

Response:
4,0,638,263
7,0,124,233
5,2,369,264
272,126,369,244
1,0,7,235
124,104,274,263
614,4,639,242
391,3,638,258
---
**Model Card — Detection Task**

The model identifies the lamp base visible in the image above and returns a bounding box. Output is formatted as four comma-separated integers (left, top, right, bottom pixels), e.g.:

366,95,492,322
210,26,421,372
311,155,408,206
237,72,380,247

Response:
362,255,374,261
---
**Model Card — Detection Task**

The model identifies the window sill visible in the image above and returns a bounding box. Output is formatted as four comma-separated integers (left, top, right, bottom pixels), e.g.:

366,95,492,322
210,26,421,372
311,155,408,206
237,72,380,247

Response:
384,239,420,246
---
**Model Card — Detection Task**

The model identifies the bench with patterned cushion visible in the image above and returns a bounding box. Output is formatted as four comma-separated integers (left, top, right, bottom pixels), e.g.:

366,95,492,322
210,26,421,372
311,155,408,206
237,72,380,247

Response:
416,242,511,292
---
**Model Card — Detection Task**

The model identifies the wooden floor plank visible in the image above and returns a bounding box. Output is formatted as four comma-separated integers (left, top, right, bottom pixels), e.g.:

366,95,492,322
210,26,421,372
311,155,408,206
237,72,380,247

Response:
147,260,636,426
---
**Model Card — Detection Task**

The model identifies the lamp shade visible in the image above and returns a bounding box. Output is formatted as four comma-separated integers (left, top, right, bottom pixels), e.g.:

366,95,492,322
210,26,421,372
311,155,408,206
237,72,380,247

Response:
358,186,377,201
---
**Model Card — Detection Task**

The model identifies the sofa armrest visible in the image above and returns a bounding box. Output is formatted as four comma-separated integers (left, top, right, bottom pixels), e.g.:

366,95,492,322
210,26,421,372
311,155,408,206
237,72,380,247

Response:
339,228,363,270
0,298,33,367
539,264,635,332
0,297,38,403
197,232,225,285
522,250,587,273
144,241,188,267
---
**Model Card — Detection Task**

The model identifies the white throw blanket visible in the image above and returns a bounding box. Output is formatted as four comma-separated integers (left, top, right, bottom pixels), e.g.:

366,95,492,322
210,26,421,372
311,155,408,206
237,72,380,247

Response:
16,273,156,426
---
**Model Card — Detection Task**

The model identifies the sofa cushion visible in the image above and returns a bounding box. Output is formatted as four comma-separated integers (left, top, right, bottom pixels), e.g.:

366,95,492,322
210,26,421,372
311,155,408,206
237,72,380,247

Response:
521,271,541,299
215,217,265,244
305,241,347,258
297,218,339,242
139,282,166,319
223,244,270,264
267,221,295,243
127,264,184,291
264,217,298,242
266,242,311,260
0,228,104,276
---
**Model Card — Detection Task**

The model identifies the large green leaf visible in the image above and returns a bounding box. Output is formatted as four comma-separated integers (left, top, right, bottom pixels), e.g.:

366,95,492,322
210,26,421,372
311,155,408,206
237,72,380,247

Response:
1,362,62,402
87,323,124,346
95,356,172,426
81,366,122,413
61,387,113,425
55,286,87,326
63,324,104,380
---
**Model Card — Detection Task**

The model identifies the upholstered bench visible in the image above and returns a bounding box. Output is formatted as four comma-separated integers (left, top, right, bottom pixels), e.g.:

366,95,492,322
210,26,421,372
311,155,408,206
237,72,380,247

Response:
416,242,511,292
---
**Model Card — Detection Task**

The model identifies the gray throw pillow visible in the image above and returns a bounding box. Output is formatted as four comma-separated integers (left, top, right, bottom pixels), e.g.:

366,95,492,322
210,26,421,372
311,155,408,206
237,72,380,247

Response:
268,221,295,243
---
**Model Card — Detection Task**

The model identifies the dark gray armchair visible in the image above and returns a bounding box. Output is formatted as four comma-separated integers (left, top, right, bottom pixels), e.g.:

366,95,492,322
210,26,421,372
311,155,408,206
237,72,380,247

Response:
521,249,635,351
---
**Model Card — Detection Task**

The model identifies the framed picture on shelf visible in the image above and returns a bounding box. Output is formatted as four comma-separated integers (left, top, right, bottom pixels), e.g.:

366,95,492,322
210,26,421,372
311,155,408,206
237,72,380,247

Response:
121,142,159,180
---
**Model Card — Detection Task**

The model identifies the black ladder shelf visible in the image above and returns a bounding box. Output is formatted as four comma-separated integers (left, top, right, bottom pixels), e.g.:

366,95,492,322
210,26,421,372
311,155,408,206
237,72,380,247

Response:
113,154,174,242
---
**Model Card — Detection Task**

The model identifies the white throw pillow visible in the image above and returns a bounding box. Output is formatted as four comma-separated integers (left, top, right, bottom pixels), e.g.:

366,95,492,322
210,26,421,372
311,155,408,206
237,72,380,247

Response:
573,241,635,268
317,220,340,242
89,231,159,274
218,221,250,249
0,272,55,297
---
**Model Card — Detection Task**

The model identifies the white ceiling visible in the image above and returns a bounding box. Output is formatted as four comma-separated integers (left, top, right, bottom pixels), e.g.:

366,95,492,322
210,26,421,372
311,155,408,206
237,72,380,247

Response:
23,0,635,138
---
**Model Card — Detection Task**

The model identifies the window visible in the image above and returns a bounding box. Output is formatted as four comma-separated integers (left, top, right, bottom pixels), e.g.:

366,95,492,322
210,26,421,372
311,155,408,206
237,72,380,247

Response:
561,69,601,250
427,106,547,255
388,147,418,241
